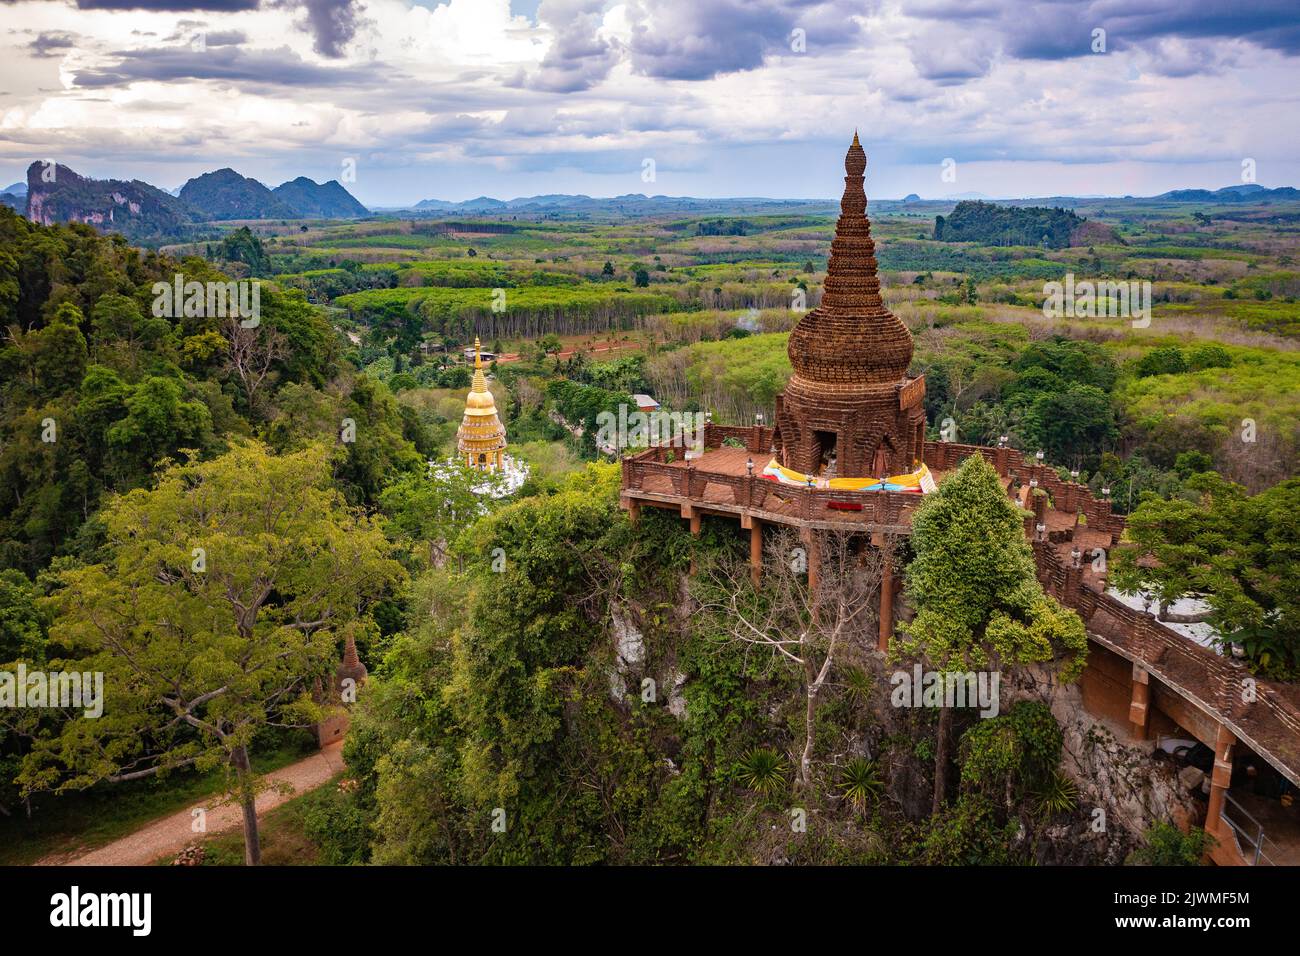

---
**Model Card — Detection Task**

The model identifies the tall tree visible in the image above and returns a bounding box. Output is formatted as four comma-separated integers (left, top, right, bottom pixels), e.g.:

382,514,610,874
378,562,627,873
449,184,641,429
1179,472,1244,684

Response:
696,528,886,788
23,440,405,863
895,454,1087,814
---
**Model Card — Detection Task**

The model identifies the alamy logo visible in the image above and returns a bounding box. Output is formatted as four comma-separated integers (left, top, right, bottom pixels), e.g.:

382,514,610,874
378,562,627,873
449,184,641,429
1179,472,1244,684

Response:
594,405,706,453
0,664,103,718
890,665,1000,717
50,886,151,936
1042,272,1150,328
152,273,261,327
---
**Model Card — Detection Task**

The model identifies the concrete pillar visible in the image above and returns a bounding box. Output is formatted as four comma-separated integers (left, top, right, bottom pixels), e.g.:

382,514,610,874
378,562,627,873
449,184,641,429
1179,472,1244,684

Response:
749,518,762,587
878,548,894,653
1205,723,1236,838
806,531,820,592
626,499,641,525
1128,664,1150,739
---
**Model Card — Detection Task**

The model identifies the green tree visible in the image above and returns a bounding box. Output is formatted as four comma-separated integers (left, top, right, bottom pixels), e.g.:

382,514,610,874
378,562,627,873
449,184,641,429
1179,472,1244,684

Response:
89,292,171,376
379,463,501,569
24,441,405,864
895,454,1088,814
105,376,213,482
35,303,88,396
1023,383,1117,466
1111,473,1300,677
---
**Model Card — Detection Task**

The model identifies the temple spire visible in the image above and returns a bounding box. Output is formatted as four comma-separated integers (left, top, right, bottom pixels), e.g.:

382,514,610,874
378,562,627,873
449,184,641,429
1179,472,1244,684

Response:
458,336,507,470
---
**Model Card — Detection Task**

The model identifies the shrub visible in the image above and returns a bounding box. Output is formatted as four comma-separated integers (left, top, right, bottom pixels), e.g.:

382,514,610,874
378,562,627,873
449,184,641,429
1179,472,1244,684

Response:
1127,821,1214,865
1135,347,1189,378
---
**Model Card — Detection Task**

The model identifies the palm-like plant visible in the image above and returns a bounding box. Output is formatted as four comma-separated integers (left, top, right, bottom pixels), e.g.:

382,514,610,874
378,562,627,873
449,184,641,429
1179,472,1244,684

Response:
736,747,789,796
841,665,873,708
838,757,884,812
1033,770,1079,819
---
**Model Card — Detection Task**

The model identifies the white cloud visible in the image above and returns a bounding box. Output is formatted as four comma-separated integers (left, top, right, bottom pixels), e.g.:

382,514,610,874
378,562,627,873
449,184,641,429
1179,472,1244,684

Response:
0,0,1295,203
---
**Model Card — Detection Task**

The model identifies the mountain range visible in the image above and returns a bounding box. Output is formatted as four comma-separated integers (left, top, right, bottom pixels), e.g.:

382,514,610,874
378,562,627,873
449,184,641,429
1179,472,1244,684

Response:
393,184,1300,215
18,162,368,242
8,159,1299,245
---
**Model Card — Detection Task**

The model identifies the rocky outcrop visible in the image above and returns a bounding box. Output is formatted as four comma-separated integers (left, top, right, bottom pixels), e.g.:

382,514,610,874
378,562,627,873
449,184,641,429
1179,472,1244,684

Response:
25,161,198,242
1012,663,1203,861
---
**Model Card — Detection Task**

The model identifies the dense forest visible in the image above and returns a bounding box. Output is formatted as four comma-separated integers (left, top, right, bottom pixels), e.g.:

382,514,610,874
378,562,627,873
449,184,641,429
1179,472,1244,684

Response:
934,201,1085,248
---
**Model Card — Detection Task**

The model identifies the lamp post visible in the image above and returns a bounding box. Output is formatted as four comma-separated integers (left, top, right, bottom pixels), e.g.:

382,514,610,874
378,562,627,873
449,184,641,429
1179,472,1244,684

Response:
997,434,1008,449
1101,486,1111,500
1036,522,1046,542
1035,449,1045,464
1071,547,1082,568
746,457,754,476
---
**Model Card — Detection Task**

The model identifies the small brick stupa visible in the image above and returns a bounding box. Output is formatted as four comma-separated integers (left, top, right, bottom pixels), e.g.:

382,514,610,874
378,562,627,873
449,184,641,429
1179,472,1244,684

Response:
774,132,927,479
314,632,368,748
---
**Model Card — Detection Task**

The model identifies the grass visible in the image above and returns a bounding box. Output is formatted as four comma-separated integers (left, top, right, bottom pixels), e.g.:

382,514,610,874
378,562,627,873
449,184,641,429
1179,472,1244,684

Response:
0,730,318,866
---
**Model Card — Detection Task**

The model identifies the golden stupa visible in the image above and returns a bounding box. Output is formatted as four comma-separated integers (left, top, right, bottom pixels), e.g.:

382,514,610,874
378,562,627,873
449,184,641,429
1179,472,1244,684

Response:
456,338,507,470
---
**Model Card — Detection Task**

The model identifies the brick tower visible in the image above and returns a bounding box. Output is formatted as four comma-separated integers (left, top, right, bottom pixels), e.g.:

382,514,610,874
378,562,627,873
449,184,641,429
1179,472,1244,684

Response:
774,132,926,479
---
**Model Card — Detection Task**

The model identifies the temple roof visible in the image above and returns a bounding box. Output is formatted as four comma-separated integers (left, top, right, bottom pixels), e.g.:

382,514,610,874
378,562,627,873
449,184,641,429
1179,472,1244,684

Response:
786,134,913,387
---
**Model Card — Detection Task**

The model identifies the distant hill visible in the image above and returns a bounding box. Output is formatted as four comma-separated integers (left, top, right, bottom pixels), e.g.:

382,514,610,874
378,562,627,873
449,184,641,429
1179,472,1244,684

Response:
1155,184,1300,202
402,192,839,218
272,176,368,218
179,168,296,220
934,200,1084,248
3,182,26,196
25,161,198,243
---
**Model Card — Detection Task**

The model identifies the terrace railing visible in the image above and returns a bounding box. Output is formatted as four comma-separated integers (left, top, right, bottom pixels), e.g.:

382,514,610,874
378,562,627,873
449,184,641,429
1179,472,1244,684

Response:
1219,791,1281,865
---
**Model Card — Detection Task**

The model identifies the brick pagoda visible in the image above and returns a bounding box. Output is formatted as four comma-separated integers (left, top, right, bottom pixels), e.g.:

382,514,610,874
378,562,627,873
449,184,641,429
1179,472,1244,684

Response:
775,132,927,479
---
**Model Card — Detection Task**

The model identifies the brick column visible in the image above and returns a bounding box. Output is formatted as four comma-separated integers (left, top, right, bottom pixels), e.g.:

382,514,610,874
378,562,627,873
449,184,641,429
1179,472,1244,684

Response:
806,531,821,592
878,548,894,653
749,518,763,587
1128,664,1150,739
1205,723,1236,839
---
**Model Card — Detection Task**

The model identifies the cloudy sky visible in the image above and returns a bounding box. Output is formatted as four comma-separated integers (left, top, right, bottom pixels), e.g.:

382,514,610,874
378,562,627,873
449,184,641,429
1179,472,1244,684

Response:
1,0,1298,205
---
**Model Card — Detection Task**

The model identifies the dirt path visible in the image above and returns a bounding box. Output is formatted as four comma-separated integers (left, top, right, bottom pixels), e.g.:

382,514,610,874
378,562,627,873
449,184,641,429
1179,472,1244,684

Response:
35,743,346,866
494,342,639,364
